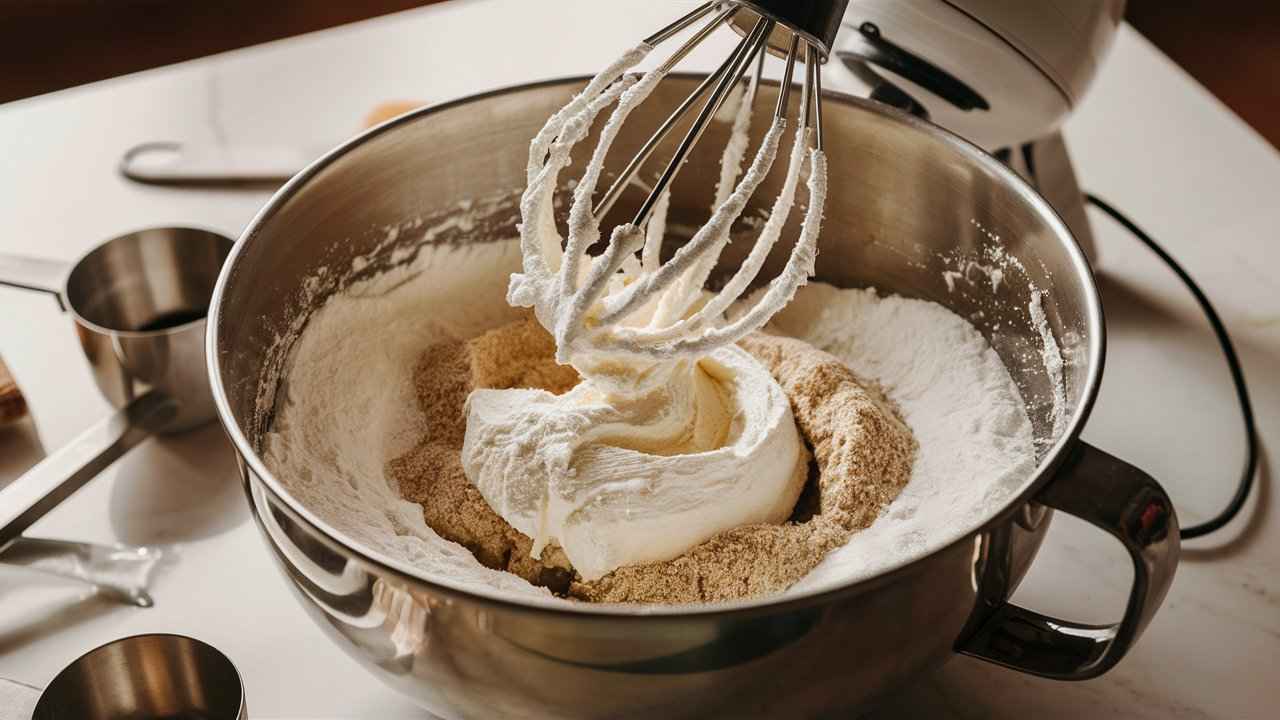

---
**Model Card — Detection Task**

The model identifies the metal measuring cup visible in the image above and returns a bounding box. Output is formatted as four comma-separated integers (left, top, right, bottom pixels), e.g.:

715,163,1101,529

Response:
0,227,233,550
33,633,246,719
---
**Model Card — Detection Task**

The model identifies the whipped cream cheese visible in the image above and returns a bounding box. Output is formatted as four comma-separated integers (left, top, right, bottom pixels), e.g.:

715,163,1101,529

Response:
463,347,805,581
461,42,825,579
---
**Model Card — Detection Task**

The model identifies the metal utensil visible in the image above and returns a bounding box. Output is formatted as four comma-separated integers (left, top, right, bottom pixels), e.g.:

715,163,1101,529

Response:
0,227,233,551
208,77,1177,718
120,141,323,186
0,537,165,607
33,634,246,720
118,100,431,188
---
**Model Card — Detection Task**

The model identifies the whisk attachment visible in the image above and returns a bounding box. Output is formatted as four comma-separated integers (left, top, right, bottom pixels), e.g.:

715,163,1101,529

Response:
510,0,841,370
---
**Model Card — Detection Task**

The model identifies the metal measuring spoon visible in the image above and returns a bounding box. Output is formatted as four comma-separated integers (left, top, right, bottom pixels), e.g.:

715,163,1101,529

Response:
119,140,321,186
0,537,165,607
0,227,233,552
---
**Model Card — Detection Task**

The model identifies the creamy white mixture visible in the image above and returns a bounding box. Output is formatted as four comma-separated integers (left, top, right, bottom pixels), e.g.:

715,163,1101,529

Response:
463,347,805,581
463,43,827,579
264,237,1041,602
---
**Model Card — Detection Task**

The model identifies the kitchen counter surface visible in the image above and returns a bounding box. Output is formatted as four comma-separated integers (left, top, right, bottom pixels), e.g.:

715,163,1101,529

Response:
1,1,1276,717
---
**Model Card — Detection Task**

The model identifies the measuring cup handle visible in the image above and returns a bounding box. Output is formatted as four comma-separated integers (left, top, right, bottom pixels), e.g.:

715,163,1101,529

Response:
0,394,177,552
0,253,69,310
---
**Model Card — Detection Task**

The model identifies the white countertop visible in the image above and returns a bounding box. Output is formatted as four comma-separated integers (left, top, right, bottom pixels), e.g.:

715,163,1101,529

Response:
1,1,1276,717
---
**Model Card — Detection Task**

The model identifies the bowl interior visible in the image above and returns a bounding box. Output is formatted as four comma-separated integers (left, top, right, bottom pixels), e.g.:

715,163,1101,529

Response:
211,75,1099,600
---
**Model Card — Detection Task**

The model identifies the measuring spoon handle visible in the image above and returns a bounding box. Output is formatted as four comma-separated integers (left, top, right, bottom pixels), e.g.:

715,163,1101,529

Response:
0,252,68,309
0,393,177,552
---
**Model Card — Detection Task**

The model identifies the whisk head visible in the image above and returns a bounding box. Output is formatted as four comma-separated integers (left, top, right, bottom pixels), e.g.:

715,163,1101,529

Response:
510,1,845,373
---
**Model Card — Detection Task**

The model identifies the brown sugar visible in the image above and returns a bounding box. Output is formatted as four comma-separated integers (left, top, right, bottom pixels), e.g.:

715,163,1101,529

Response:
386,315,916,603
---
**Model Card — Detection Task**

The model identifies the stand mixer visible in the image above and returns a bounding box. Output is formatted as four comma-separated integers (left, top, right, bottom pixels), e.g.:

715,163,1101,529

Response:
803,0,1256,544
530,0,1126,362
829,0,1127,262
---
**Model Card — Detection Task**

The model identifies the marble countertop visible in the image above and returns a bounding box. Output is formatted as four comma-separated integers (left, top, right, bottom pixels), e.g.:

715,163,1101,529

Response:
0,1,1276,717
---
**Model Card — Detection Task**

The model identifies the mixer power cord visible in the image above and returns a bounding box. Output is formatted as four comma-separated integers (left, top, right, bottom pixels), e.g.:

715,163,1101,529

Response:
1084,193,1259,540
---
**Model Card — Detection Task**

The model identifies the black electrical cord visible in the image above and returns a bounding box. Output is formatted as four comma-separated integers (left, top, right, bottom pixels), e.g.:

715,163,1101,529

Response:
1084,193,1258,540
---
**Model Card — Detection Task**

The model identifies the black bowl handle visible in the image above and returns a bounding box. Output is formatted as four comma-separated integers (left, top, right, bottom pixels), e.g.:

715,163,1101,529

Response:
956,441,1179,680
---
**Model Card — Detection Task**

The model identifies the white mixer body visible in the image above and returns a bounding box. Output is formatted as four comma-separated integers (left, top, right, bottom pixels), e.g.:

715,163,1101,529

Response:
839,0,1125,149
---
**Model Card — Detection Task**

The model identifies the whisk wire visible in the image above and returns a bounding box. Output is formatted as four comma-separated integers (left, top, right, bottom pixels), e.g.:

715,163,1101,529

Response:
632,16,775,228
808,42,825,151
657,6,738,74
643,0,720,47
749,33,766,103
521,3,835,361
800,44,815,134
594,7,740,219
774,34,800,121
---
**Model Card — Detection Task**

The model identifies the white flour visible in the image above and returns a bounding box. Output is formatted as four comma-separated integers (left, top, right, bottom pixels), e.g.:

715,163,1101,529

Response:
263,240,543,598
264,238,1040,603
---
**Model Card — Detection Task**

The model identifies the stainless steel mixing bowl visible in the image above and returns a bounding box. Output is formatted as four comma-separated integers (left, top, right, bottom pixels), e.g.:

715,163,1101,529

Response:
207,76,1179,719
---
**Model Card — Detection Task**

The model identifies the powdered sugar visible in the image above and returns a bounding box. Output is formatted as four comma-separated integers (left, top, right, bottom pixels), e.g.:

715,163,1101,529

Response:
754,283,1037,592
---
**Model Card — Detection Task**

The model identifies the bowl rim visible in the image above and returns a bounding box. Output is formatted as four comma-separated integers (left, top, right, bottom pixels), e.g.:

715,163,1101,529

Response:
206,73,1105,619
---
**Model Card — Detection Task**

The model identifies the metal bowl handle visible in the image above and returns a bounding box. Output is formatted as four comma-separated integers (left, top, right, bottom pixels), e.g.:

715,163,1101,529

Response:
957,441,1179,680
